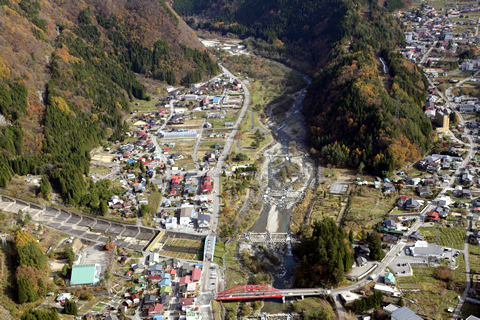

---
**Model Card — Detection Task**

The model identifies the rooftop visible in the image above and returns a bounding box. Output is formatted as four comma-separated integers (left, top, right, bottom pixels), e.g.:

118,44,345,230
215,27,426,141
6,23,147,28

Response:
70,264,100,285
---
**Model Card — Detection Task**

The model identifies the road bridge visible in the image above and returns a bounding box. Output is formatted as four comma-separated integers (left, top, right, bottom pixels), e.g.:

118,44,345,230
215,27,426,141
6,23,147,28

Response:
215,285,329,302
239,232,301,245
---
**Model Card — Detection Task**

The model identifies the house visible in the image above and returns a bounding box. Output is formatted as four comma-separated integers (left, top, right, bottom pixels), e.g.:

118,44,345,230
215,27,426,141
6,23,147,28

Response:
463,173,474,184
409,231,424,242
383,304,400,315
354,246,370,257
85,313,93,320
161,295,171,305
179,276,192,285
105,315,119,320
384,183,396,193
191,268,201,282
179,206,194,226
417,186,432,197
149,264,164,275
165,258,179,269
356,256,367,267
398,196,407,207
383,219,397,230
391,306,423,320
427,211,440,221
197,213,211,228
159,279,171,287
56,293,72,302
146,304,163,318
383,234,399,243
463,189,472,199
384,272,396,285
160,286,171,294
405,198,421,211
149,253,161,266
180,298,195,311
131,293,140,304
120,305,127,313
144,295,156,306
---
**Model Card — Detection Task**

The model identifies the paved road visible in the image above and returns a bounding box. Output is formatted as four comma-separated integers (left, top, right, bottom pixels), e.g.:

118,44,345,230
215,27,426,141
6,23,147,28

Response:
429,72,479,319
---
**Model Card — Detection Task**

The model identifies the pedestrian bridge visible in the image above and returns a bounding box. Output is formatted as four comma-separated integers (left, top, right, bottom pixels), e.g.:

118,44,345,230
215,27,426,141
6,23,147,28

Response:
215,285,329,302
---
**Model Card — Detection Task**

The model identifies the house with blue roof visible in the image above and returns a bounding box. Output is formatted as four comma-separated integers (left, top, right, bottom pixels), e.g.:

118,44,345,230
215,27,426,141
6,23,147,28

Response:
385,272,396,285
158,279,171,287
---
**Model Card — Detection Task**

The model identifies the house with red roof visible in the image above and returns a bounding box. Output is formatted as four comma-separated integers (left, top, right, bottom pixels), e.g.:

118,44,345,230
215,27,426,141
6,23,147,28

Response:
179,276,192,285
427,211,440,221
191,268,201,282
180,298,195,311
146,304,163,318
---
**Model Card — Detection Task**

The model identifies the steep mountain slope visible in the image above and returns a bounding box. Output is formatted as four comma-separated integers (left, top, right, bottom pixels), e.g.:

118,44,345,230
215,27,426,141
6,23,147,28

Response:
0,0,218,202
174,0,431,175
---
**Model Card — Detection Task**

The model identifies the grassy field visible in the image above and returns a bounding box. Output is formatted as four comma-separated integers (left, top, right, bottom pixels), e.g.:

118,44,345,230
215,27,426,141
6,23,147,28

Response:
402,256,467,319
148,191,162,214
92,302,106,312
213,241,226,265
469,245,480,274
417,227,467,250
343,187,397,233
461,301,480,318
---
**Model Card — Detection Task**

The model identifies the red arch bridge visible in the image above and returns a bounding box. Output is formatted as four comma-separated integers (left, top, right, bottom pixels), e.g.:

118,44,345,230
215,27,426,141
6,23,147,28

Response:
214,285,330,301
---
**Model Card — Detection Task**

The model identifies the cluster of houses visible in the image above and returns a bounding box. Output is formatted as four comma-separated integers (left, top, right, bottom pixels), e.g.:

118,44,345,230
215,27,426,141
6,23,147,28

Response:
117,254,203,319
165,76,244,111
399,3,480,66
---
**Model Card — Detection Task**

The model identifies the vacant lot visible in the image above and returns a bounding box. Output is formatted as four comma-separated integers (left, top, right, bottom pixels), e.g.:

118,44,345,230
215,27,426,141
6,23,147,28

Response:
402,257,466,319
343,187,397,233
418,227,467,250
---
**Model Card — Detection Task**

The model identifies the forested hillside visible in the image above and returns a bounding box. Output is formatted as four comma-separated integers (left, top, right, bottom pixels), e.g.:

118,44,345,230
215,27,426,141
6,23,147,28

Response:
0,0,218,202
174,0,429,175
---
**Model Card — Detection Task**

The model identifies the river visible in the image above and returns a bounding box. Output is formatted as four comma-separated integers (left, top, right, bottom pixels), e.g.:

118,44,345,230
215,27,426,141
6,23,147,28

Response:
247,73,314,313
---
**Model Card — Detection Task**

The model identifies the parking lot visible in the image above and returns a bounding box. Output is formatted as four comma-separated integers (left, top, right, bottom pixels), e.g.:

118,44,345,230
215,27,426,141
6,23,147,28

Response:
388,245,460,276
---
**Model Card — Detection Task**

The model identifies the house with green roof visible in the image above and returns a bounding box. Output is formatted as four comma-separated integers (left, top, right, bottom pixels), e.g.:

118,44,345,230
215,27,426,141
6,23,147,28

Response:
384,272,396,285
160,286,171,294
129,286,141,293
70,264,101,285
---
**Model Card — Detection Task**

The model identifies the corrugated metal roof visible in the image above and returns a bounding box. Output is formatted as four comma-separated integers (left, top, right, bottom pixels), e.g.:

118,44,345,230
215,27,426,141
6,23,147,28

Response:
392,307,423,320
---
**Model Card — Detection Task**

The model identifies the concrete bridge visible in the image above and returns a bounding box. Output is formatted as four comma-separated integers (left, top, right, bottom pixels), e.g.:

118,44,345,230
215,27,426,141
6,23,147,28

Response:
239,232,301,245
215,285,329,303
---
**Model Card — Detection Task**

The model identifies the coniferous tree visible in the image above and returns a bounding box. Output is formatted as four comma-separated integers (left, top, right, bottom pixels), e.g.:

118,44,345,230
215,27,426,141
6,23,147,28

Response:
40,175,52,200
367,232,385,260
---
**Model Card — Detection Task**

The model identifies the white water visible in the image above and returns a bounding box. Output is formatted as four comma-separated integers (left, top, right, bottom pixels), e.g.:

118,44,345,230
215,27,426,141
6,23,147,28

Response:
379,57,388,73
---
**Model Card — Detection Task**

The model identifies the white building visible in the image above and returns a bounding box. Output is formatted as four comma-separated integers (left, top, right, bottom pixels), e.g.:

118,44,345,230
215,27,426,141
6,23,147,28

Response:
179,206,194,226
164,217,177,229
411,241,443,257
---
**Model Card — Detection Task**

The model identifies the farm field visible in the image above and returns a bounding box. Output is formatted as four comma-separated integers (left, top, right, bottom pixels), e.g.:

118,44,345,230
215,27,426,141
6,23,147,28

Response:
163,238,204,249
343,187,397,233
401,256,466,320
417,227,467,250
157,250,200,260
